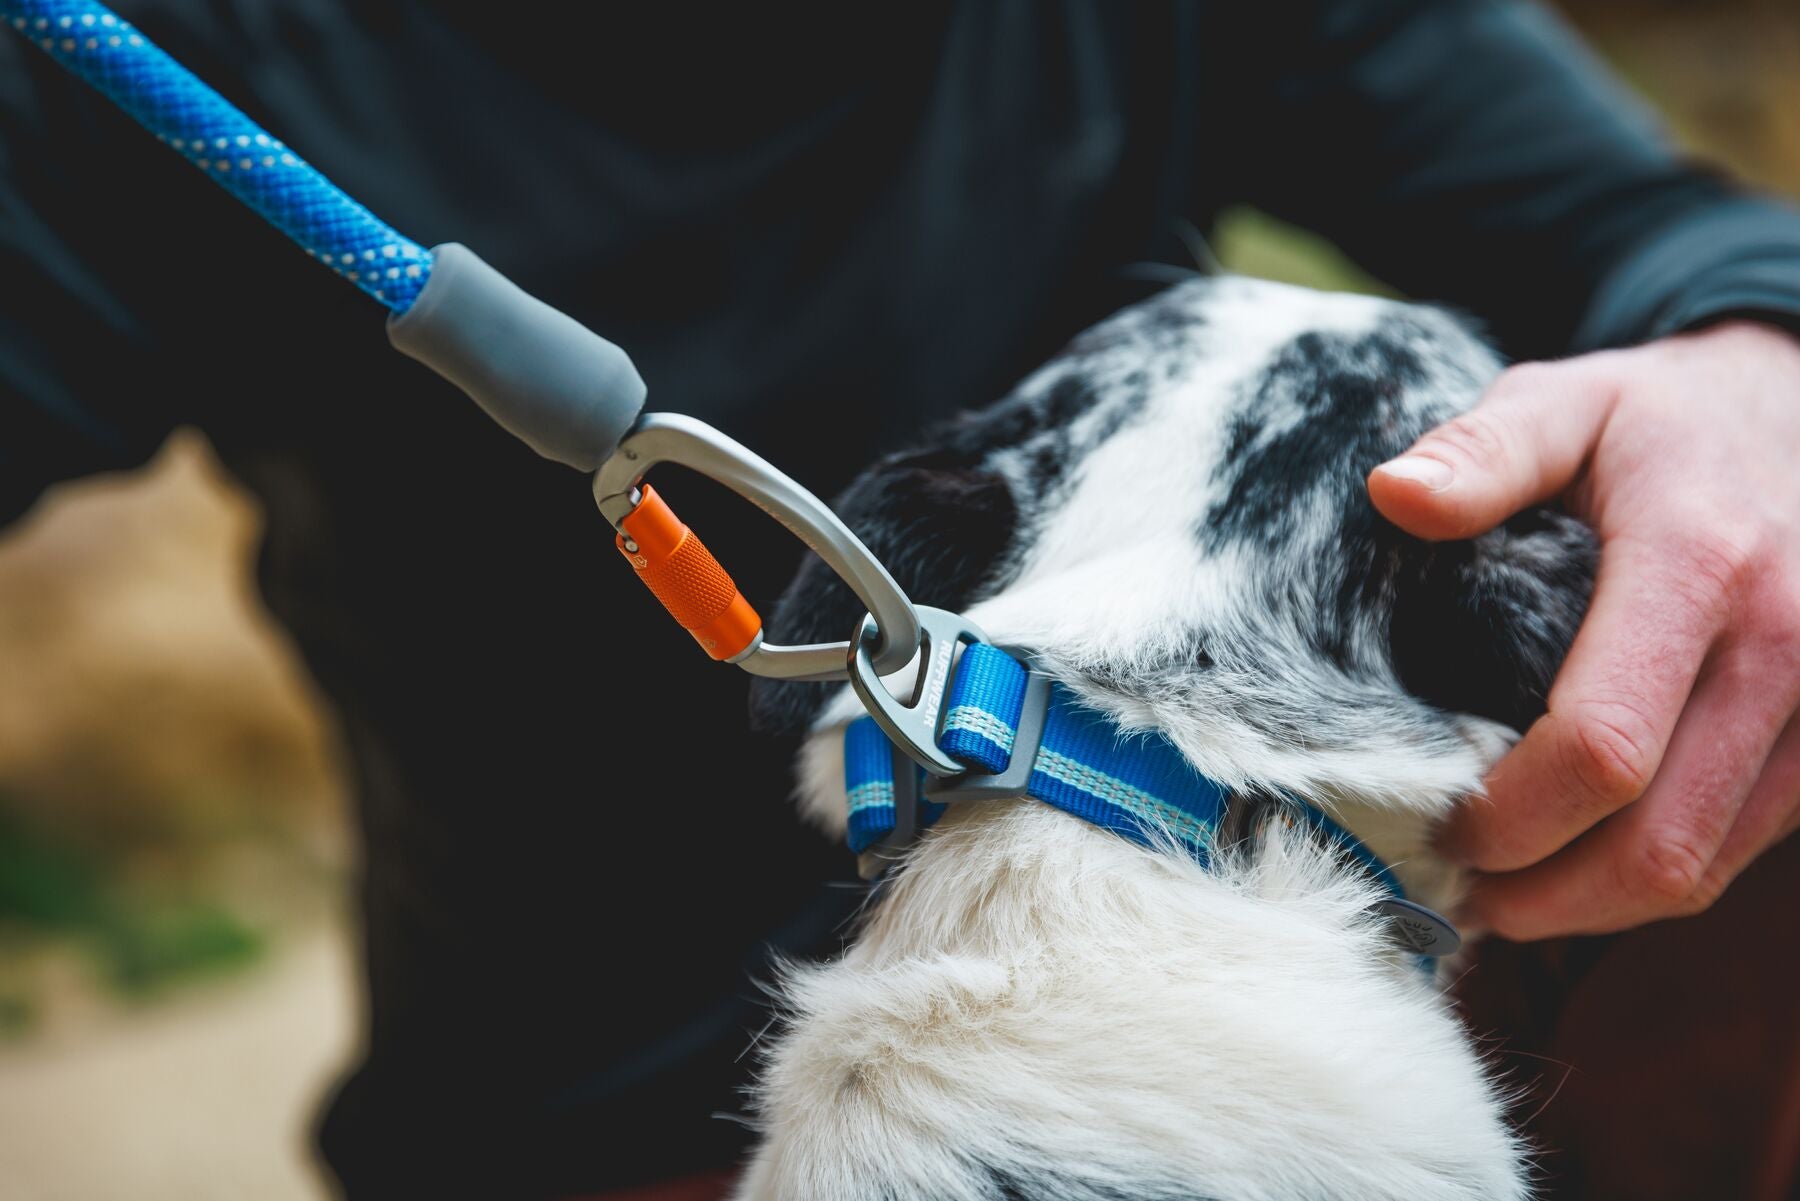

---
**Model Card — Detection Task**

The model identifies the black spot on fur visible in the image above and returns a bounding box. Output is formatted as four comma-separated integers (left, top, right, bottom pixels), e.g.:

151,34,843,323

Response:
1022,375,1101,498
1199,315,1594,729
1200,320,1445,674
1391,508,1597,729
1009,367,1153,508
1205,322,1431,555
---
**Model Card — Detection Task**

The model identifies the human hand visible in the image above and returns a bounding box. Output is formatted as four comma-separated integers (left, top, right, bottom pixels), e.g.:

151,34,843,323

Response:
1368,320,1800,939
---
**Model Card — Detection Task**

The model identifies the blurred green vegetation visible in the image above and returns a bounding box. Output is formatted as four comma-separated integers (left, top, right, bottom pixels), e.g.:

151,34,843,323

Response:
1212,205,1392,297
0,805,264,1031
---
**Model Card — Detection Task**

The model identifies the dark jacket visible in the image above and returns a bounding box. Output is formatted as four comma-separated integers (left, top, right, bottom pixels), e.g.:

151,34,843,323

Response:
3,2,1797,1196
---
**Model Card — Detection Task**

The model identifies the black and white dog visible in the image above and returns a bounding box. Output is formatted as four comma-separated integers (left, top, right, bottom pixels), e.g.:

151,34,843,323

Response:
739,277,1596,1201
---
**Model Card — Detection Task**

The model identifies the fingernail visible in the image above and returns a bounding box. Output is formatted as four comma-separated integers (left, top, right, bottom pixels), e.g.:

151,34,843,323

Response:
1376,456,1455,491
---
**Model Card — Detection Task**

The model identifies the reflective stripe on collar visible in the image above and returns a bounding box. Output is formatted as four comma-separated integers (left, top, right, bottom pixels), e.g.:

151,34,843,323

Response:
842,643,1460,961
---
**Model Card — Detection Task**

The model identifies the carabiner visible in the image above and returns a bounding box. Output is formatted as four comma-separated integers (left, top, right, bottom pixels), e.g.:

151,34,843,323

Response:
592,412,922,682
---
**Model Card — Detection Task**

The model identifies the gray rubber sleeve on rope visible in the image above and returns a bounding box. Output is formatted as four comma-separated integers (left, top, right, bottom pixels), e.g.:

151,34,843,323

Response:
386,243,646,471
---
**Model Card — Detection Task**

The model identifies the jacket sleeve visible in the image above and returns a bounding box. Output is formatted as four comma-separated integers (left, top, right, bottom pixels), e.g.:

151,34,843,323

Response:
0,45,187,529
1204,0,1800,359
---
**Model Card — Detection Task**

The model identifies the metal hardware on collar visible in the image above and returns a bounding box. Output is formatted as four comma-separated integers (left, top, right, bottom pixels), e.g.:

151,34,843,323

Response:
848,605,990,776
593,413,922,681
1268,808,1464,961
1375,897,1463,957
923,667,1052,804
856,744,928,881
856,661,1049,879
842,640,1464,964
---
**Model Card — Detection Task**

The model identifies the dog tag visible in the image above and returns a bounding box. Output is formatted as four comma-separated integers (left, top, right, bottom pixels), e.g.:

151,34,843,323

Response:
1376,898,1462,957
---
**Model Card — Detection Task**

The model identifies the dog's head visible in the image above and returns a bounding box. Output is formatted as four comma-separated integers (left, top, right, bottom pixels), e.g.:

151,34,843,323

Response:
754,276,1595,814
740,278,1592,1201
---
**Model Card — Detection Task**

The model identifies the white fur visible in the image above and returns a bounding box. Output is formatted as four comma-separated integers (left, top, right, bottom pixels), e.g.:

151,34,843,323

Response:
736,280,1539,1200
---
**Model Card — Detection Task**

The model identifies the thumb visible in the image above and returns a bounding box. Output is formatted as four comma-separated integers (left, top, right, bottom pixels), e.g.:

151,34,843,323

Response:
1367,360,1617,541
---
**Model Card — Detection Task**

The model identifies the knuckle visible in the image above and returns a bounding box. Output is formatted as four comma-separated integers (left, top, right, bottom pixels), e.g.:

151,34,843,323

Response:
1559,703,1659,809
1422,410,1515,471
1673,526,1765,615
1674,870,1731,918
1626,832,1711,905
1752,571,1800,662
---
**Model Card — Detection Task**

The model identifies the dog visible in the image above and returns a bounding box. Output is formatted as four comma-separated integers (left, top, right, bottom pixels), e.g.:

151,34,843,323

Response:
738,275,1597,1200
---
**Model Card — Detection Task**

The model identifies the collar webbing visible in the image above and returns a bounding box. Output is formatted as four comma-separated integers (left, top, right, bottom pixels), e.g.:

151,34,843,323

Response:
843,643,1459,960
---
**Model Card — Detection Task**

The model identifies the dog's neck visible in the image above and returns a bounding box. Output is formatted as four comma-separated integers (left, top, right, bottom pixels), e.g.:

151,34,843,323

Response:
845,641,1460,945
802,677,1484,945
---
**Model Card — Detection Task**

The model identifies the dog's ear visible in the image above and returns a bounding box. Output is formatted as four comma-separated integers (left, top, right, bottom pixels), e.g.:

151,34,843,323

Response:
1388,506,1597,732
748,450,1018,736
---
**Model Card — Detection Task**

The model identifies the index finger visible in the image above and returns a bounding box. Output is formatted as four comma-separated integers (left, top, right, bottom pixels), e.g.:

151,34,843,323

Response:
1442,533,1722,871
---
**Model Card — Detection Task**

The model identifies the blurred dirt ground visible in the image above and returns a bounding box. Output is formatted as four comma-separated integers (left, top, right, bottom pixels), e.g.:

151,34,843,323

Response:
0,4,1793,1200
0,921,357,1201
0,436,355,1201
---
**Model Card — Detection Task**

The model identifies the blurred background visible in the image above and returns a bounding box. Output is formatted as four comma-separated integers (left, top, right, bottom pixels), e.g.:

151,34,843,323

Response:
0,3,1794,1198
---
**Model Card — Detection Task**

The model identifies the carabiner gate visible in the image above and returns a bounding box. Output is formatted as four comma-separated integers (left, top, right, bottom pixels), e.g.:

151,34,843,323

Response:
593,413,922,682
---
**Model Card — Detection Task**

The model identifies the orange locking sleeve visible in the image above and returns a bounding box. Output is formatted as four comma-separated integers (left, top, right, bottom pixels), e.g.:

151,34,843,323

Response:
615,484,762,661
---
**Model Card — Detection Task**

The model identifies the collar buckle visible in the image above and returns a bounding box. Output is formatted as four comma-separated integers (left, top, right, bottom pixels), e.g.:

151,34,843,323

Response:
852,635,1051,880
923,667,1052,805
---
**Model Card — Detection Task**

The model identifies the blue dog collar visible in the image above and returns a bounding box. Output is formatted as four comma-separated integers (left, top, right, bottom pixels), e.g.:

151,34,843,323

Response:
843,642,1460,960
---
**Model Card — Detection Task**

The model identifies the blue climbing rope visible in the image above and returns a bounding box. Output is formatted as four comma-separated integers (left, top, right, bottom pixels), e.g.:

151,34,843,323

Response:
1,0,651,472
1,0,432,311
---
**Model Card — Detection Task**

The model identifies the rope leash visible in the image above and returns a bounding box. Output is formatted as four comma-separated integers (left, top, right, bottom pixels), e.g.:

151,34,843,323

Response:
1,0,921,681
3,1,431,310
3,2,1460,962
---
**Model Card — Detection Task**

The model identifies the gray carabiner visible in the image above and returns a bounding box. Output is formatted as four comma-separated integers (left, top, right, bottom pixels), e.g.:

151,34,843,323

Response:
593,412,922,681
